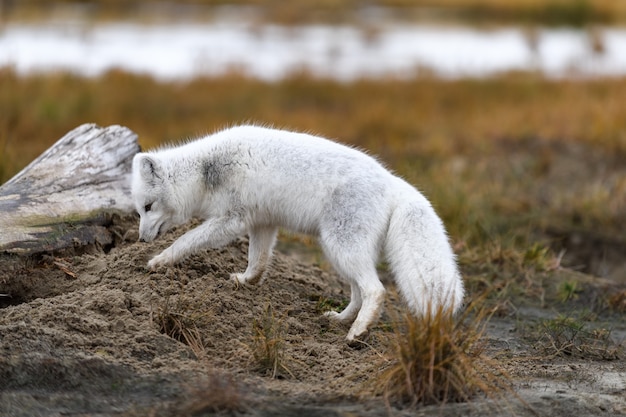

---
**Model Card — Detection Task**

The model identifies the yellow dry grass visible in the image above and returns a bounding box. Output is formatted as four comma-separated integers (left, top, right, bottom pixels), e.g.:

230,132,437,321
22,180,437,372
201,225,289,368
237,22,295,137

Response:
378,300,516,408
1,68,624,299
7,0,626,25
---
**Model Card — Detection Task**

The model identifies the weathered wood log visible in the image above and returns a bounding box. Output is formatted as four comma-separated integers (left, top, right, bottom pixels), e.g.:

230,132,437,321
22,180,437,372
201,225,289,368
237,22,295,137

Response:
0,124,140,254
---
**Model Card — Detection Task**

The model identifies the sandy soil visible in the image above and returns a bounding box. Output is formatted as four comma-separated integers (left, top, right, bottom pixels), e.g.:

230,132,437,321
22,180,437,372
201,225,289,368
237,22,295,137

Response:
1,218,624,417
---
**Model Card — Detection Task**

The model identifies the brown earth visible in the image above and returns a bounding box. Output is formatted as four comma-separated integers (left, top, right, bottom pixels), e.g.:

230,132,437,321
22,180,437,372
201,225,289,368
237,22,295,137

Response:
0,217,624,417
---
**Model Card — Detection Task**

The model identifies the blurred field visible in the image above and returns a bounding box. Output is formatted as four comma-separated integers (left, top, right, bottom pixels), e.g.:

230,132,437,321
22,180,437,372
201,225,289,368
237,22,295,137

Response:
1,68,625,293
5,0,626,26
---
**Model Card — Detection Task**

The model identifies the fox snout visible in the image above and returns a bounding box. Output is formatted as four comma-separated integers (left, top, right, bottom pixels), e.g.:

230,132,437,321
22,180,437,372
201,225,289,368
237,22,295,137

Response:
138,232,161,243
138,233,151,243
137,221,160,243
138,228,158,243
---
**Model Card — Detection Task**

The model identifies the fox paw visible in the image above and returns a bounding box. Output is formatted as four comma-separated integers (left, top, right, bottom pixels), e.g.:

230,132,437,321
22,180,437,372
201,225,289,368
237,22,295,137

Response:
147,250,173,270
324,309,358,323
346,321,370,346
230,273,246,286
346,331,370,349
324,311,343,320
230,272,262,286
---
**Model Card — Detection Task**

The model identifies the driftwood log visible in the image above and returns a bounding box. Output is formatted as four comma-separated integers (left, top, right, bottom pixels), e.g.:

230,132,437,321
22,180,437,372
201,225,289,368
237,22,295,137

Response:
0,124,140,254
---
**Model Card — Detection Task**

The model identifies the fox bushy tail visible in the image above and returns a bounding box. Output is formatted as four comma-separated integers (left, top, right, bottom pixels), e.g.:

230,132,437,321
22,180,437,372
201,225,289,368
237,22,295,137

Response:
385,188,464,317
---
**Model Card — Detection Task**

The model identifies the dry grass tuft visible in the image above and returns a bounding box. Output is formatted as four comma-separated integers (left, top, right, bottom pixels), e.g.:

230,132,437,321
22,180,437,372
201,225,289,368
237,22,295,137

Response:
176,372,247,416
378,299,517,409
527,312,623,360
608,290,626,312
249,303,293,378
153,297,207,360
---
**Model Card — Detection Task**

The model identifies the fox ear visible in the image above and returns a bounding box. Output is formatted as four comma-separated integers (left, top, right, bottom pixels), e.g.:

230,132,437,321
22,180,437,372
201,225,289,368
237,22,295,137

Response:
134,154,162,182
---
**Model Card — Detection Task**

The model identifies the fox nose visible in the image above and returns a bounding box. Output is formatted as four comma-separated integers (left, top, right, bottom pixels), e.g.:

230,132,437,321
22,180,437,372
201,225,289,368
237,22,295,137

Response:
139,237,146,243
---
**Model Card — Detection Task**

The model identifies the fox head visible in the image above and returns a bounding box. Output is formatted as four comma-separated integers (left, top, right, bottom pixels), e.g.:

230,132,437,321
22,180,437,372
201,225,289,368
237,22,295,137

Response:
131,153,188,242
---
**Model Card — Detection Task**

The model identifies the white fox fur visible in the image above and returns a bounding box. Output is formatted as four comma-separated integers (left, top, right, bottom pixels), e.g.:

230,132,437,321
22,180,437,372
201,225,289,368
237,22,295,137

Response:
131,125,464,341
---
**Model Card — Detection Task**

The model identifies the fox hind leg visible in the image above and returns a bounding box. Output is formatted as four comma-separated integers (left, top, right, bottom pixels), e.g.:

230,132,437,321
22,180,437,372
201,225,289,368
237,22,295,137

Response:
324,282,362,322
320,238,385,341
344,270,385,341
232,226,278,285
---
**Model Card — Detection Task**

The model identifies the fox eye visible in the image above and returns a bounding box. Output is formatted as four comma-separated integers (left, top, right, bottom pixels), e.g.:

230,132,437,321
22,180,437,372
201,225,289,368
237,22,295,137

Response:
144,203,153,212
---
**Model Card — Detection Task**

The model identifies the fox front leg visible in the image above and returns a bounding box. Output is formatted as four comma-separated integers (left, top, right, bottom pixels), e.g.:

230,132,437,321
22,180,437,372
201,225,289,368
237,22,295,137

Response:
147,216,247,270
231,226,278,285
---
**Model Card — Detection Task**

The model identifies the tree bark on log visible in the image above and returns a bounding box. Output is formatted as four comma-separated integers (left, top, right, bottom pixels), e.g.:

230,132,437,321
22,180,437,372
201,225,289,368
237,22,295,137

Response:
0,124,140,254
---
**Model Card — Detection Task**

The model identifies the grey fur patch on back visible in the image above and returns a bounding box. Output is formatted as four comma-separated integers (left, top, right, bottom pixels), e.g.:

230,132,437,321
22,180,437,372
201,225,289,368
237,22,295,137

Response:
202,160,223,189
200,145,246,190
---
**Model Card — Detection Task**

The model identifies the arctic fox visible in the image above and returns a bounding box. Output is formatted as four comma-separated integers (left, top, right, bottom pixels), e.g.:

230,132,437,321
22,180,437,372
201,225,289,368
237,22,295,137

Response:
131,125,464,341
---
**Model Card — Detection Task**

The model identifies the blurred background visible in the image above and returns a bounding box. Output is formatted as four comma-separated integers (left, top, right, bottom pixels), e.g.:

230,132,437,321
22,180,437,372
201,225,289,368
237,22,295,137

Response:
0,1,624,295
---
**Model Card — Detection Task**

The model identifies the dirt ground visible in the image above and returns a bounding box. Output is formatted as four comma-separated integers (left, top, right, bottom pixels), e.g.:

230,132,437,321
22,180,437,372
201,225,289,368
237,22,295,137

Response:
0,217,624,417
